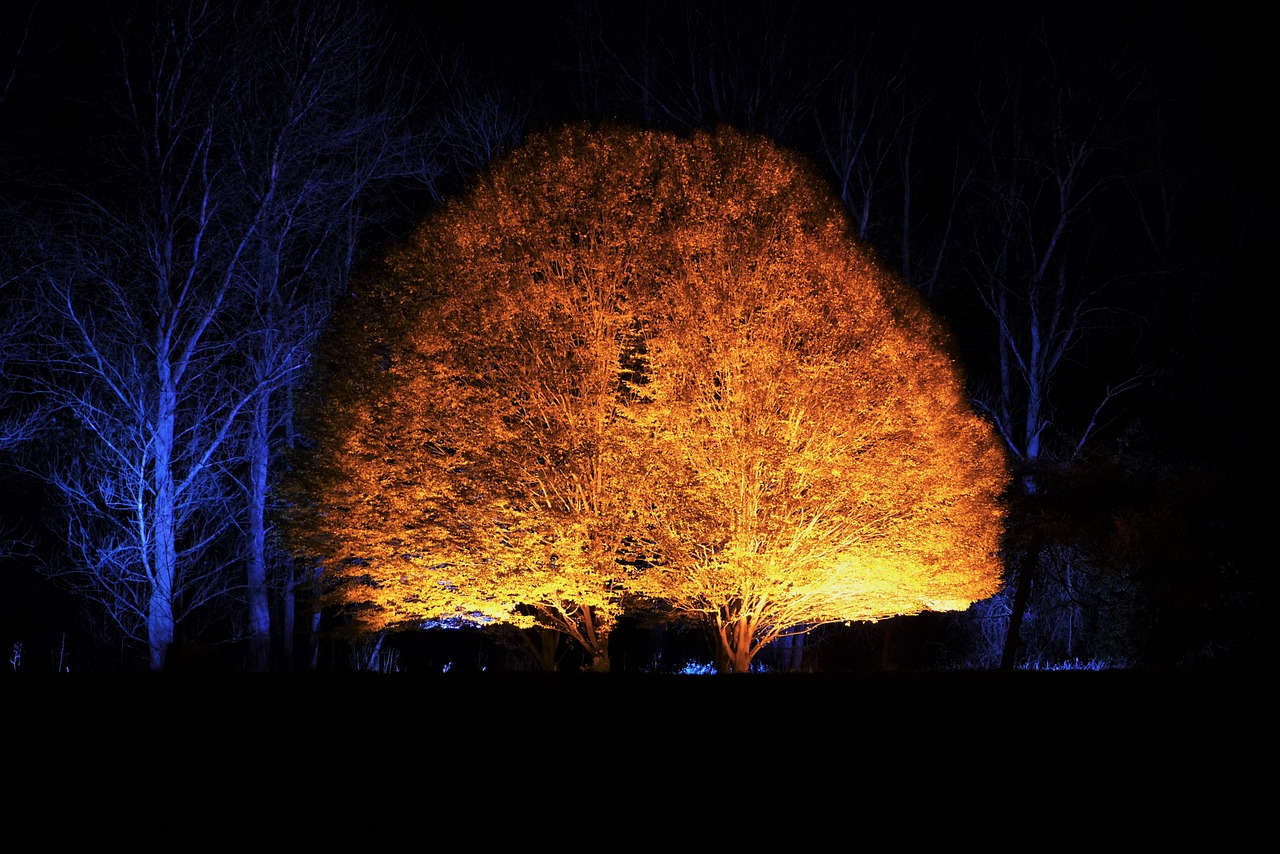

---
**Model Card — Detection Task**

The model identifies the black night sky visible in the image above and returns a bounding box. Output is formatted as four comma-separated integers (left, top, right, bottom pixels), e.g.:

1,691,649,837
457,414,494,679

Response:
0,0,1265,730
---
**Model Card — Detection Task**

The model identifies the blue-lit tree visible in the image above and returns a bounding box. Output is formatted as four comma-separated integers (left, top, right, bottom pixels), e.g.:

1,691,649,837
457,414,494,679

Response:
228,0,421,672
956,20,1161,669
231,7,531,671
14,1,384,669
12,0,532,671
19,1,282,669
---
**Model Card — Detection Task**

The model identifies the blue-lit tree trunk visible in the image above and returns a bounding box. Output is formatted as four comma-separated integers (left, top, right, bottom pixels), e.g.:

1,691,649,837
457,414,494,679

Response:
245,389,272,671
148,372,178,670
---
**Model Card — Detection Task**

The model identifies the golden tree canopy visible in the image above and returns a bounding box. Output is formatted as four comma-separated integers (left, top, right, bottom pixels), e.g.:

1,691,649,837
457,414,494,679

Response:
281,122,1008,669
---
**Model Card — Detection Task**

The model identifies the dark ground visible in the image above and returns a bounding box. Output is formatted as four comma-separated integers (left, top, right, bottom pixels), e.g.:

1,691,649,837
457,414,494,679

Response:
8,668,1261,748
4,669,1262,832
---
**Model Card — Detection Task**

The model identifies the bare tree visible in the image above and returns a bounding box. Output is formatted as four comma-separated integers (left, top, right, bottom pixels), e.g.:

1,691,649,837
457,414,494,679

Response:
0,2,43,452
227,0,425,672
10,0,531,671
21,1,322,669
29,226,253,669
814,49,910,244
958,19,1157,669
560,0,839,140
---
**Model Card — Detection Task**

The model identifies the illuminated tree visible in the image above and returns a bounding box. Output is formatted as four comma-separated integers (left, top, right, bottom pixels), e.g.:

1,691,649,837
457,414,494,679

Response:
284,123,1008,672
624,128,1009,672
285,126,675,669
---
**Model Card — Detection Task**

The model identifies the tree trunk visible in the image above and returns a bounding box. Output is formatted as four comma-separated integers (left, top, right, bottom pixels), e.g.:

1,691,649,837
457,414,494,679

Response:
880,619,898,671
149,573,175,671
245,390,272,671
521,627,560,672
308,589,322,671
577,605,611,672
282,560,296,669
1000,534,1041,671
717,617,754,673
281,389,298,669
150,377,178,671
774,630,805,672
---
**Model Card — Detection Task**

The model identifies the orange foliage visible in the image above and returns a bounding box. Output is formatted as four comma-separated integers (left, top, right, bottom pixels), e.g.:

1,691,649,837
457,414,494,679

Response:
281,123,1008,671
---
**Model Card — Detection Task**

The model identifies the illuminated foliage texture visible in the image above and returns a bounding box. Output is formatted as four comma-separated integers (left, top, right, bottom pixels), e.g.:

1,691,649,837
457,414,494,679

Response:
282,123,1009,672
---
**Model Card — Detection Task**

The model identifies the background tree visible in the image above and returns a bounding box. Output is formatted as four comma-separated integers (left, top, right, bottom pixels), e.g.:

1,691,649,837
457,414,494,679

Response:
15,1,379,669
226,0,426,672
556,0,840,139
0,0,42,453
16,2,290,669
954,19,1159,670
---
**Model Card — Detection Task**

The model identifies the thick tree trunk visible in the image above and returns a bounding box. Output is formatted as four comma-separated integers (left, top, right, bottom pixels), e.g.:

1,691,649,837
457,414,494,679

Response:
149,573,175,670
717,617,755,673
577,605,611,672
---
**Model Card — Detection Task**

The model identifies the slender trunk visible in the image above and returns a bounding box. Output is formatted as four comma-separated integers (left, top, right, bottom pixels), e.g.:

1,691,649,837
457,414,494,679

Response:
281,387,297,668
245,389,271,671
283,560,296,669
1001,531,1041,671
308,575,322,671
